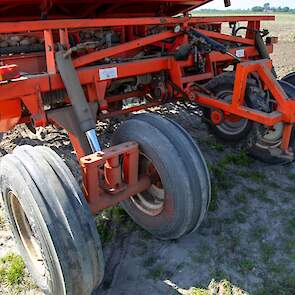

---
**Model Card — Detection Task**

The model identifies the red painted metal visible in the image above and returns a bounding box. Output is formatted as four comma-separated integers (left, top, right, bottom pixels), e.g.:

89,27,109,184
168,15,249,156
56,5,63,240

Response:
210,110,223,125
0,99,22,132
0,8,291,210
80,141,151,212
0,16,275,33
0,1,215,21
73,30,180,68
0,64,19,81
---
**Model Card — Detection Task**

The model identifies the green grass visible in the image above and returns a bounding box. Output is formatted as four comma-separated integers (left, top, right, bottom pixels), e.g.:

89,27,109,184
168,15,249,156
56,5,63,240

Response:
283,239,295,252
232,192,247,206
254,289,269,295
288,253,295,263
209,183,218,211
245,187,256,194
261,243,276,262
190,288,209,295
207,138,225,152
282,186,295,193
258,276,295,295
268,262,286,276
250,225,268,240
96,206,135,244
149,265,171,280
96,219,117,244
239,259,256,273
256,188,274,204
207,151,255,211
287,172,295,181
249,171,266,182
237,170,266,182
0,253,26,287
284,218,295,235
264,180,280,189
233,211,248,224
190,246,210,264
209,268,231,282
219,151,252,167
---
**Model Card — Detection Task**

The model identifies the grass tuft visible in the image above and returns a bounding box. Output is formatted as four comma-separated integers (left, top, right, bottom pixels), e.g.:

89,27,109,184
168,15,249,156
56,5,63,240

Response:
0,253,25,287
207,138,225,152
96,206,134,244
239,259,255,273
219,150,252,167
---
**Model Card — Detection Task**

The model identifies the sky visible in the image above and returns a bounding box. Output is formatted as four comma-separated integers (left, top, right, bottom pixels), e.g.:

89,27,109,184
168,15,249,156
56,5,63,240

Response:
203,0,295,10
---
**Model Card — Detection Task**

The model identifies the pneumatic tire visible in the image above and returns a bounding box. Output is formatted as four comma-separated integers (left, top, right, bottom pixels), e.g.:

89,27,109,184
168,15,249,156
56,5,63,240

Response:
134,113,211,233
247,79,295,164
0,145,104,295
282,72,295,86
112,114,211,240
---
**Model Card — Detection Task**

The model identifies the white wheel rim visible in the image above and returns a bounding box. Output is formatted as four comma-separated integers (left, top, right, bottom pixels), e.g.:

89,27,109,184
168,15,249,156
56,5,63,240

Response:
130,153,165,216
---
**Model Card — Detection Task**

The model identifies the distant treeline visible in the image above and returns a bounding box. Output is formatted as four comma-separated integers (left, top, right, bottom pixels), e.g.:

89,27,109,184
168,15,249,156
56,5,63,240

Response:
252,6,294,13
199,8,295,13
199,4,295,13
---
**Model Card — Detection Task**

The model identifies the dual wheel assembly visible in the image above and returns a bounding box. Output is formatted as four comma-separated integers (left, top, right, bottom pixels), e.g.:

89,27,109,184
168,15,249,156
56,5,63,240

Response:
205,72,295,164
0,113,211,294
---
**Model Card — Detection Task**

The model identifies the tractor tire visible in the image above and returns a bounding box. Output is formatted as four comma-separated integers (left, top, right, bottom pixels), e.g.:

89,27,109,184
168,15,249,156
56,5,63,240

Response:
0,145,104,295
278,80,295,98
204,72,254,143
112,114,211,240
134,113,211,233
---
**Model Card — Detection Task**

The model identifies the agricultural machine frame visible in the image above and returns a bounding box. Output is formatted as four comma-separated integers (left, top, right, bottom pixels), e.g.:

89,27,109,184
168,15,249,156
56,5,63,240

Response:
1,14,294,212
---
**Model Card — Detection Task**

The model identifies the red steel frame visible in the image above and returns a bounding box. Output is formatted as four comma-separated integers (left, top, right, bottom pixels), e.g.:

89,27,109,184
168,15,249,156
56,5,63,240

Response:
0,14,293,212
0,0,214,20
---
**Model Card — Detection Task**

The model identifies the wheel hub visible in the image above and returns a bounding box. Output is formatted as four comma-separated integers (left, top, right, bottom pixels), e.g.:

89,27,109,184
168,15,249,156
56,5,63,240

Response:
130,153,165,216
215,90,249,136
8,191,48,283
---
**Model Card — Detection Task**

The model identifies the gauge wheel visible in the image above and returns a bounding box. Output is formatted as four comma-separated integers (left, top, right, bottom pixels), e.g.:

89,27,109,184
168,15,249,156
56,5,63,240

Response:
248,79,295,164
112,113,211,240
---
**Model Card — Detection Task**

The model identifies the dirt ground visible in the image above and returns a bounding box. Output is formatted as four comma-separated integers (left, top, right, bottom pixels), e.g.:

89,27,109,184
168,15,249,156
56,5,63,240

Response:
0,13,295,295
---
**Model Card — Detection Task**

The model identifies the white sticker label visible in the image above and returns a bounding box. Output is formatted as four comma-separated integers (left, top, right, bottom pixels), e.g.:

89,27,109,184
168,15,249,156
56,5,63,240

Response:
236,49,245,58
99,67,118,80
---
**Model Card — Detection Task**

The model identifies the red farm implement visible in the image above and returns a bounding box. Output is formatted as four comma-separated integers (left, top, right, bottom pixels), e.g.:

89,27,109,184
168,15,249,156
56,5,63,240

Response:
0,0,294,293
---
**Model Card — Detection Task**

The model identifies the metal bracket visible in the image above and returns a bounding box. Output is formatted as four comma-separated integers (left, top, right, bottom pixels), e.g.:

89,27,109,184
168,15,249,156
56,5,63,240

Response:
55,48,101,152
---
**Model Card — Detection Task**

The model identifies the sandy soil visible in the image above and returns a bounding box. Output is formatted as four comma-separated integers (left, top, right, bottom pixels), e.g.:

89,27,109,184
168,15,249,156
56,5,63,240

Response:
266,14,295,78
0,13,295,295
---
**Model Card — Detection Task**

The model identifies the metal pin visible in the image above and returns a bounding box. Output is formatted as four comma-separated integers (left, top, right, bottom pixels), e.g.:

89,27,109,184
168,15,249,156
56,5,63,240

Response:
226,51,241,62
86,129,102,152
